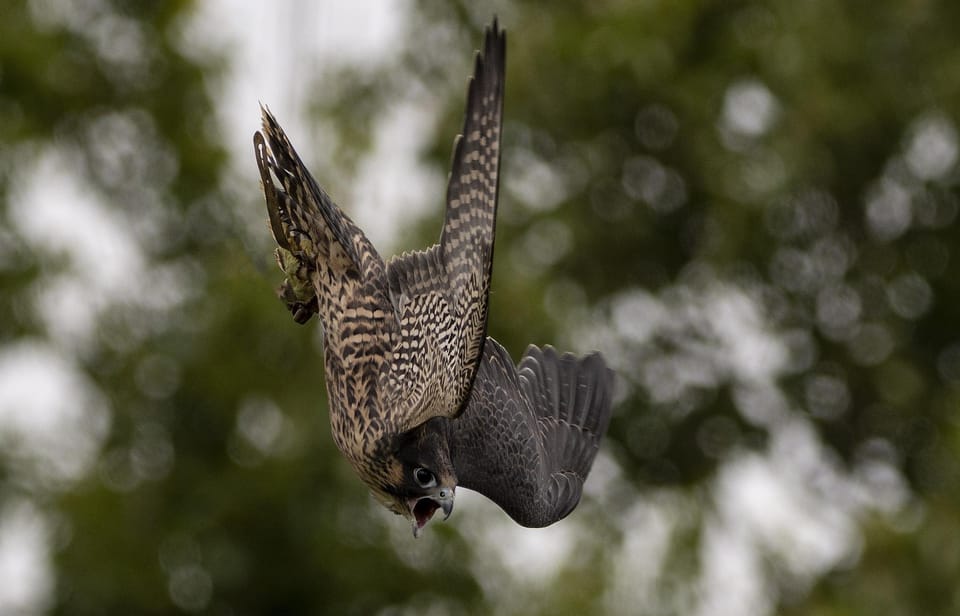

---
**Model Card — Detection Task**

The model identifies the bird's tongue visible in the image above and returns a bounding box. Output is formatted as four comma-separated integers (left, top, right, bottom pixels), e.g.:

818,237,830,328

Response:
413,497,440,529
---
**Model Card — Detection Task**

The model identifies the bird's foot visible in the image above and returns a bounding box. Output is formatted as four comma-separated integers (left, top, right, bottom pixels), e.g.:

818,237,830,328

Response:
275,247,318,324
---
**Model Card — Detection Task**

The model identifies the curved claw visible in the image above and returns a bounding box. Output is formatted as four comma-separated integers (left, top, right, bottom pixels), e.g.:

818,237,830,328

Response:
277,280,318,324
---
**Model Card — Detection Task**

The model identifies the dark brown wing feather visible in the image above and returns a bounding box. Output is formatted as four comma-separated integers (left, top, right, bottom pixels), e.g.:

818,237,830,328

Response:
382,20,506,431
442,337,614,527
255,109,399,470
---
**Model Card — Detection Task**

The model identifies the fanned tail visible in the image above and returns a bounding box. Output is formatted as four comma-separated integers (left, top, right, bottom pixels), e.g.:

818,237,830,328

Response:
447,338,614,527
518,345,613,519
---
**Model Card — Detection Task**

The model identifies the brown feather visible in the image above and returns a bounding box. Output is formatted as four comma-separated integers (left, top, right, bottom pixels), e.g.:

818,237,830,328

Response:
253,20,507,512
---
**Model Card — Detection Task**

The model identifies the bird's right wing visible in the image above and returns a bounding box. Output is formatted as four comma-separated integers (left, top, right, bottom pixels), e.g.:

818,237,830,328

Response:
382,20,506,432
443,338,614,528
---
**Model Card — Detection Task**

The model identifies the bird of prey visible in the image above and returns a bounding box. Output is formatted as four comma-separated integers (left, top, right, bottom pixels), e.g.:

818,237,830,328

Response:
254,18,613,536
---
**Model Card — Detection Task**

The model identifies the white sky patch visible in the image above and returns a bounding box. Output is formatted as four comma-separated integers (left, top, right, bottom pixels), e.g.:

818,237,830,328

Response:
706,285,787,383
348,101,445,252
581,449,624,504
10,146,146,351
865,177,912,241
455,488,575,604
720,79,780,139
0,341,111,484
590,280,787,406
702,419,864,613
181,0,434,253
904,111,958,181
0,499,53,615
506,148,571,213
695,516,772,616
604,496,684,615
12,147,142,283
490,520,576,584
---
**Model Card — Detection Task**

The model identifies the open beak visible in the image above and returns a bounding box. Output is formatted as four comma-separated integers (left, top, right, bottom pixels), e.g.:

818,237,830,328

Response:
409,486,455,538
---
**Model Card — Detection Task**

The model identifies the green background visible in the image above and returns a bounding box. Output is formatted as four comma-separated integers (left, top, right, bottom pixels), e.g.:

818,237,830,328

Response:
1,1,959,614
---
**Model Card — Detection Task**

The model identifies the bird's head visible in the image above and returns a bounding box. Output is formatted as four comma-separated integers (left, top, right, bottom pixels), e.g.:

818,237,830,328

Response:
369,420,457,537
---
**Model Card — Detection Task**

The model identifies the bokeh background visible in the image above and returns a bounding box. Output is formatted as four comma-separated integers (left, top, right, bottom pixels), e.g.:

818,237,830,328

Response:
2,1,960,614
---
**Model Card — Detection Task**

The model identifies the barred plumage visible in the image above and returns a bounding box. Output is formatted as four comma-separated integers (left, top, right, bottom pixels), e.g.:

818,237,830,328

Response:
254,18,613,536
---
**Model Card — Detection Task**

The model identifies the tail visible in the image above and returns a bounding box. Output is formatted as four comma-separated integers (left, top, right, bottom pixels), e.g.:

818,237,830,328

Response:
518,345,614,506
449,339,614,528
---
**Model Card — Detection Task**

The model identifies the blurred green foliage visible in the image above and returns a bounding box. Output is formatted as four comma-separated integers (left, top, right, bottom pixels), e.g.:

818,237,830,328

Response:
1,0,959,614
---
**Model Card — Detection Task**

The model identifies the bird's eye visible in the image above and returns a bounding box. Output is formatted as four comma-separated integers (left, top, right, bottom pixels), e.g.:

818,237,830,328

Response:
414,467,436,489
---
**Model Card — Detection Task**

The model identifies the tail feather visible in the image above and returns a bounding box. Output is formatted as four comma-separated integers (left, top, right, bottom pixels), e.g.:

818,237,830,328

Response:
518,345,613,479
448,338,614,527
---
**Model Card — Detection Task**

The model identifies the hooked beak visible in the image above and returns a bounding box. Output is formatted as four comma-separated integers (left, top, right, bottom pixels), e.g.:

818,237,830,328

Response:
409,486,455,538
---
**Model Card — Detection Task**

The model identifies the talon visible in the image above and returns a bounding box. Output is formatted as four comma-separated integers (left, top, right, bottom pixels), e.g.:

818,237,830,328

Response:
293,305,314,324
277,280,318,325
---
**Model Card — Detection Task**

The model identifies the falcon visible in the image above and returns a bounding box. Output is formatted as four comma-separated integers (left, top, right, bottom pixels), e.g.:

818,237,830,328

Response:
254,18,613,536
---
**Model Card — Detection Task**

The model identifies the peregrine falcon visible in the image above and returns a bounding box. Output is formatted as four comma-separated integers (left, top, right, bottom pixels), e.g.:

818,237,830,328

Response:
254,19,614,536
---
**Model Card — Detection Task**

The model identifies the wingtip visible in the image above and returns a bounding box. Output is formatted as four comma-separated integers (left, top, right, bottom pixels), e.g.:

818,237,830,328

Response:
254,103,269,147
471,16,505,85
486,15,505,41
259,103,284,138
483,16,506,66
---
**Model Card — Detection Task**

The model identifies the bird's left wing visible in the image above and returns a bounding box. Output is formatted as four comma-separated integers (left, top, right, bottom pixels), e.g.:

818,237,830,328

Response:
255,108,398,407
441,338,614,527
382,20,506,431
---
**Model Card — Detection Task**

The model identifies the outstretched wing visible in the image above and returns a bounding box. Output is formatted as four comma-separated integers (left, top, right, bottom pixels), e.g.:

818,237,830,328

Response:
443,338,614,527
256,107,378,282
382,19,506,432
255,109,399,461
